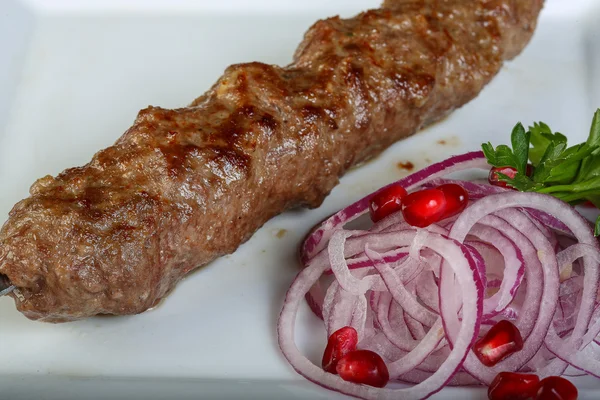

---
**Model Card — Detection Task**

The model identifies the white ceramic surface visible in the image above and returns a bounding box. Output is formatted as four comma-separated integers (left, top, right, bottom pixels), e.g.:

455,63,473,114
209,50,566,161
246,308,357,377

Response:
1,0,600,398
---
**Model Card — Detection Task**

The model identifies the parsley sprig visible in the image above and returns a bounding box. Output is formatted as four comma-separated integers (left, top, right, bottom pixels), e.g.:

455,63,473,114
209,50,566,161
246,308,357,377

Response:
482,109,600,236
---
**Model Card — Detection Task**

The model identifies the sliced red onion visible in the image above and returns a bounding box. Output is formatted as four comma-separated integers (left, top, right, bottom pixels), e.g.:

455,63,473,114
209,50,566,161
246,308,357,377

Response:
405,311,427,340
328,230,373,295
326,268,370,335
376,292,419,352
414,271,439,313
280,152,600,399
544,327,600,378
327,287,358,335
350,294,368,339
367,246,437,326
444,194,561,383
466,224,524,317
424,178,573,235
539,245,600,378
387,318,445,378
563,365,589,377
279,231,484,399
478,213,543,338
301,152,490,263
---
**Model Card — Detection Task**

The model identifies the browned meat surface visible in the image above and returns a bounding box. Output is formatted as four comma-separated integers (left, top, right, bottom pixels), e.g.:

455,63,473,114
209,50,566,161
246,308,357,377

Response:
0,0,544,322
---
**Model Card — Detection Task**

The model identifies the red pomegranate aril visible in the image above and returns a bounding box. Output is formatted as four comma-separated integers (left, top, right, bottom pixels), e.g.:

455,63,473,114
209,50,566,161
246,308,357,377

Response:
473,320,524,367
489,165,533,189
336,350,389,388
582,200,597,208
401,188,447,228
535,376,578,400
322,326,358,374
488,372,540,400
489,166,517,189
369,184,408,222
438,183,469,218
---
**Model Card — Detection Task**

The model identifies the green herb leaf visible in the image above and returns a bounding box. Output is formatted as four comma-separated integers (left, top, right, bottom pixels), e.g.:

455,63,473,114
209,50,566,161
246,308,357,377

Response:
554,190,600,203
511,123,530,174
481,142,495,163
481,143,520,170
537,176,600,195
531,141,566,182
497,172,541,192
483,110,600,236
528,122,566,166
576,154,600,182
587,109,600,148
534,143,595,185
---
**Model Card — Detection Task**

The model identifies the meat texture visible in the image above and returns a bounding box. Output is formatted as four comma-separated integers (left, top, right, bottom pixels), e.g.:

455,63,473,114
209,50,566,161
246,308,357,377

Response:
0,0,543,321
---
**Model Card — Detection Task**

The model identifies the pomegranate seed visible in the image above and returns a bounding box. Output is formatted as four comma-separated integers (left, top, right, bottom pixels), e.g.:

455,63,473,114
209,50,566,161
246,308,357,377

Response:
488,372,540,400
582,200,597,208
535,376,578,400
401,188,447,228
473,320,524,366
336,350,389,388
489,166,518,189
489,165,533,189
438,183,469,218
369,184,408,222
322,326,358,374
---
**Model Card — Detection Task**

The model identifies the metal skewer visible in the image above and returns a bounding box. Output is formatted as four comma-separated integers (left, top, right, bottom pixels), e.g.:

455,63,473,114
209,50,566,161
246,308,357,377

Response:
0,274,14,297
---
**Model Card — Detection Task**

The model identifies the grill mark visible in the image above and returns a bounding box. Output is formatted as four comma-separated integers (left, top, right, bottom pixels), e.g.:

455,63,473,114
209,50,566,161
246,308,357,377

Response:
390,68,436,107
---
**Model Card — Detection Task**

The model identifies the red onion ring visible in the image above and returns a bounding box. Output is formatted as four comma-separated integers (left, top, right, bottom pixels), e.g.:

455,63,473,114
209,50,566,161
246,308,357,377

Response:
279,231,484,399
279,152,600,399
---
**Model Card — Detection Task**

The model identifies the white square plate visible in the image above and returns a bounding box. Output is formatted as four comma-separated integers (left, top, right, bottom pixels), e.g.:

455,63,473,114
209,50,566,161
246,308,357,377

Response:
1,0,600,398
